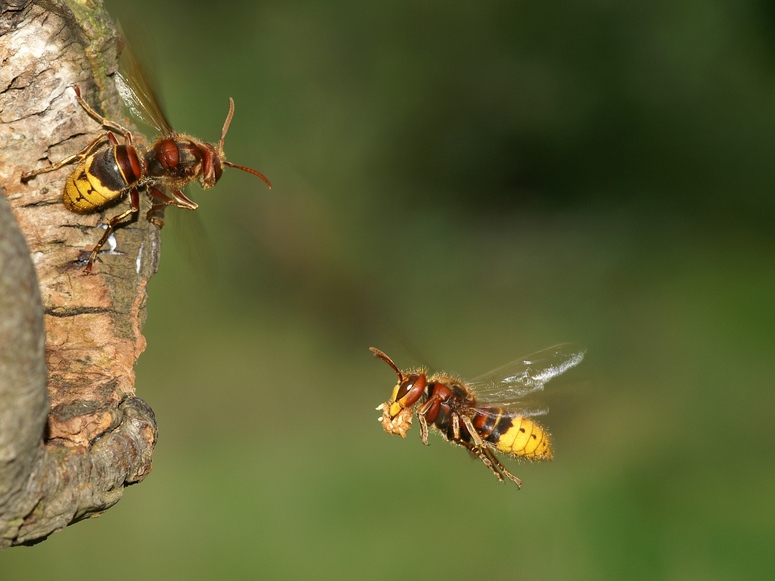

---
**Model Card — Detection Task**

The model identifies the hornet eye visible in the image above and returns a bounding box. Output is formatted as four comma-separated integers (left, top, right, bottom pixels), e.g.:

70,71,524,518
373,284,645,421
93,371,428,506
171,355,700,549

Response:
395,378,416,401
394,374,426,407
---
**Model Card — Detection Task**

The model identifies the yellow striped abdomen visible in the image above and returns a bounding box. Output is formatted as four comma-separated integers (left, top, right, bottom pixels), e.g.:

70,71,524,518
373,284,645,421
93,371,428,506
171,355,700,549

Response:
495,416,552,460
473,408,553,460
63,145,142,213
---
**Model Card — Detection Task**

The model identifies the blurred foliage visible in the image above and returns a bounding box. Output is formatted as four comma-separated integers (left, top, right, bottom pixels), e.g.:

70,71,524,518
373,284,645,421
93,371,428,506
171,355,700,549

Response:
3,0,775,578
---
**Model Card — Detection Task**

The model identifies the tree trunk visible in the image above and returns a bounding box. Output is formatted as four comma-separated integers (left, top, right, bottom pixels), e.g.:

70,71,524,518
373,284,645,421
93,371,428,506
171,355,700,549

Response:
0,0,158,547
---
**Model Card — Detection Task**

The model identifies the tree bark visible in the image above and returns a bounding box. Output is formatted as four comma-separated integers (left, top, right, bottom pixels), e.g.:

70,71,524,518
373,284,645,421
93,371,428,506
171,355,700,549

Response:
0,0,158,547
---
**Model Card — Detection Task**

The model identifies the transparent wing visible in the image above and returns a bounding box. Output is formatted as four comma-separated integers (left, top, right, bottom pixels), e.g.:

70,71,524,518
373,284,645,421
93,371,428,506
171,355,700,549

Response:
163,200,217,282
115,29,173,136
469,343,586,410
473,400,550,420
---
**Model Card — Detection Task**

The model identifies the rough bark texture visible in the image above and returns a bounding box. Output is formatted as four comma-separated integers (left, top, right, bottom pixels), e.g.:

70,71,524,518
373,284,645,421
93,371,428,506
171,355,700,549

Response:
0,0,158,547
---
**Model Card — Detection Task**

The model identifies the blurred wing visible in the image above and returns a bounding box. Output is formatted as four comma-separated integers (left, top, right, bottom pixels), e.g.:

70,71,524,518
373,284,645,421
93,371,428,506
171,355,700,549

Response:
163,194,217,282
469,343,586,409
115,29,173,135
474,400,550,420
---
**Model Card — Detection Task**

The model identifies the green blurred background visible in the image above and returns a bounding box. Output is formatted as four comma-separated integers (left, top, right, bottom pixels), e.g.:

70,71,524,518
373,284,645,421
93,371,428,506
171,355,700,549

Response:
4,0,775,578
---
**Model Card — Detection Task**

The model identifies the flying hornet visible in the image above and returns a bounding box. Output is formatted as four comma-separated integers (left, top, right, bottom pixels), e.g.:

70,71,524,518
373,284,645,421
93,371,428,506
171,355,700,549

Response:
371,343,585,488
